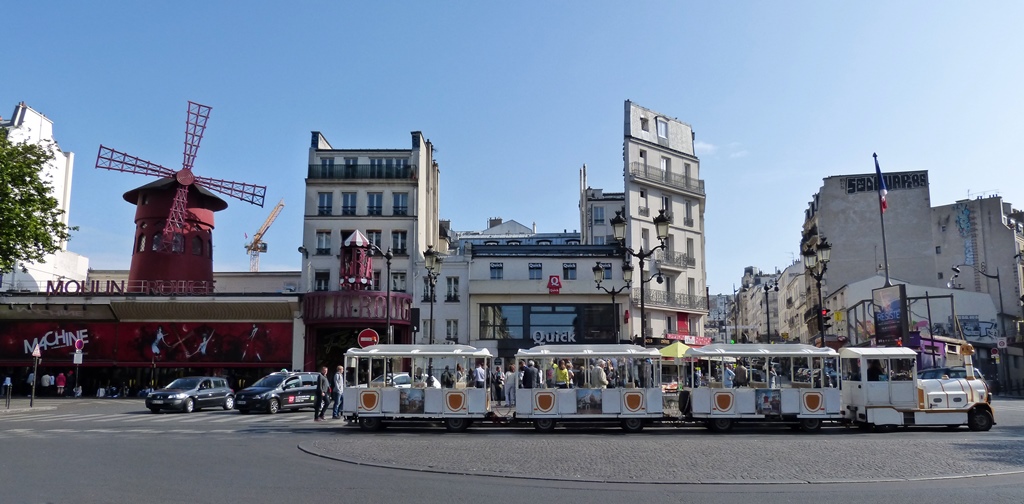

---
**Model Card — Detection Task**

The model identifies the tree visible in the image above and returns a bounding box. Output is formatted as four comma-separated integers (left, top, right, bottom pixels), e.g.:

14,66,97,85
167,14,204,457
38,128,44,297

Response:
0,127,77,275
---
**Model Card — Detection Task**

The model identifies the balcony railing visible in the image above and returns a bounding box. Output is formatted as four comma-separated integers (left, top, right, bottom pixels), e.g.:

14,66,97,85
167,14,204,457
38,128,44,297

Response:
683,217,694,227
638,206,650,217
628,162,705,195
317,206,332,216
656,250,696,269
308,164,416,180
445,295,460,302
632,288,708,311
315,248,331,256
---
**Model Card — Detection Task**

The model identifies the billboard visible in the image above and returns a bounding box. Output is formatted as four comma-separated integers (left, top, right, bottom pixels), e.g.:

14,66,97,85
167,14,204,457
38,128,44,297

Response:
872,284,908,347
0,321,293,366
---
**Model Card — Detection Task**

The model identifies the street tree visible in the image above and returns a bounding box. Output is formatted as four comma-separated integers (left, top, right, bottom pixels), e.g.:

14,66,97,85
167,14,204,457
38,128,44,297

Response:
0,127,77,275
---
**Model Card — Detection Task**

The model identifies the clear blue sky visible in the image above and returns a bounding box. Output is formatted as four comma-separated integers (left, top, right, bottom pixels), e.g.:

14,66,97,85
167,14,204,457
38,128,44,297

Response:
3,2,1022,294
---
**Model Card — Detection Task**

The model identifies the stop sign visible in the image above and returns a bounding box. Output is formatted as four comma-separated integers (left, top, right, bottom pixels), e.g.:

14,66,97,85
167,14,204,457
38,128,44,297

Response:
991,347,999,356
357,329,380,348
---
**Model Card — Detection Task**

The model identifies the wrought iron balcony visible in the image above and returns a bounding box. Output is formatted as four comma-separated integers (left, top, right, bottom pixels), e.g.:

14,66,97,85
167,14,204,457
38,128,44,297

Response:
632,288,708,311
638,206,650,217
308,164,416,180
628,162,705,195
656,250,696,269
315,248,331,256
683,217,694,227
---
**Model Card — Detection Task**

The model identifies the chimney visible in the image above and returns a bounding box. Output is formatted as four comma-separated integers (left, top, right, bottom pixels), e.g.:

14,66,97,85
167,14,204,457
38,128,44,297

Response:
488,217,503,229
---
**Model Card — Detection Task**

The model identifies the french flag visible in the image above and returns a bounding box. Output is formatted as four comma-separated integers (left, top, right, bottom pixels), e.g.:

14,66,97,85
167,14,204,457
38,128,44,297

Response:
874,154,888,213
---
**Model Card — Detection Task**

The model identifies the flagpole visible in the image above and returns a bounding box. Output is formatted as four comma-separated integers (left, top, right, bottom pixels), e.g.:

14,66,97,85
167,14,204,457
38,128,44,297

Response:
874,153,893,287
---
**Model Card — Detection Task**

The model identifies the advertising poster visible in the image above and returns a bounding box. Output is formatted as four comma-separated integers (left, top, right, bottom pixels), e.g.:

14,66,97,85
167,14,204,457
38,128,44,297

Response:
755,389,781,415
400,388,425,414
872,284,908,347
576,389,603,414
0,321,292,366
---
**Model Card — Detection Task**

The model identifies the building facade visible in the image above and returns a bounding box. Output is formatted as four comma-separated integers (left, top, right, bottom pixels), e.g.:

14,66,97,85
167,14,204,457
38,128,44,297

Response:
621,101,708,343
1,102,89,291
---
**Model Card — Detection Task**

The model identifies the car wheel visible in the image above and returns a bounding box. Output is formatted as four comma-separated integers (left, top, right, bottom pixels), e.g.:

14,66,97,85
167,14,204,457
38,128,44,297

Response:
534,418,556,432
267,398,280,414
223,396,234,410
445,417,470,432
799,418,822,433
968,408,993,432
360,417,384,431
149,407,161,414
183,398,194,414
707,418,733,432
621,418,644,433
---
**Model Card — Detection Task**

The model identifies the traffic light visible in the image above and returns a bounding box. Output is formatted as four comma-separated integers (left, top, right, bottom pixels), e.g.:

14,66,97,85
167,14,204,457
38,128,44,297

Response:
822,308,833,332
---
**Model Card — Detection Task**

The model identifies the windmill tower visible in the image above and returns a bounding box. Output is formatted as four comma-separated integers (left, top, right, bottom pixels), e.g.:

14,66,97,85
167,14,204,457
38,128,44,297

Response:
95,101,266,292
245,198,285,272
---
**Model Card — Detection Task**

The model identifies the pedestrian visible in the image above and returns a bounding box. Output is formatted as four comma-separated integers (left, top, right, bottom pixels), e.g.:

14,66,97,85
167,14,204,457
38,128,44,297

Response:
521,361,537,389
65,370,74,397
734,361,748,388
592,360,609,389
331,365,345,419
473,362,486,389
491,365,504,404
41,373,51,396
723,364,735,388
314,366,330,422
441,366,455,388
555,361,570,389
56,372,66,397
504,364,517,406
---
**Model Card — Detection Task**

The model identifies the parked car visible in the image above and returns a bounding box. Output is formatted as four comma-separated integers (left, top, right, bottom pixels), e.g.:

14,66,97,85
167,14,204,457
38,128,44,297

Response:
233,371,320,414
145,376,234,414
356,373,441,389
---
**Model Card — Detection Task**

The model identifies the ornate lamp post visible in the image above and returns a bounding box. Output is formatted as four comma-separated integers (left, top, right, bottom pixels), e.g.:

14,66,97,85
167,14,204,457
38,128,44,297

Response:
593,261,634,342
802,239,832,340
373,246,394,344
950,263,1006,390
610,209,671,347
423,245,443,345
761,280,779,342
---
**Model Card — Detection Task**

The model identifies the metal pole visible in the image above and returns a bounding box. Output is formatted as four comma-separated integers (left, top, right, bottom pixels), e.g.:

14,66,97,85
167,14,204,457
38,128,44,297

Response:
874,153,893,287
816,276,825,339
764,285,771,341
30,356,38,408
385,252,393,344
639,256,647,348
429,275,436,345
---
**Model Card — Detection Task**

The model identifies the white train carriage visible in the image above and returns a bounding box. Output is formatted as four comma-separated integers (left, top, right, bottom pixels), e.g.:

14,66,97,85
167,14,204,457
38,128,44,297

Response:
839,346,993,431
513,344,664,433
681,344,842,432
342,344,493,432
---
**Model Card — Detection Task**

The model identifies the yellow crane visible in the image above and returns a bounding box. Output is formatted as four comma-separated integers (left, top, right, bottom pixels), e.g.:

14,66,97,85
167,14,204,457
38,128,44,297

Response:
245,198,285,272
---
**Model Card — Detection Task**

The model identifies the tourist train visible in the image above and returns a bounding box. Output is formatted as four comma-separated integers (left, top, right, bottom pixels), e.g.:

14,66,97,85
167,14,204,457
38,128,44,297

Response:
340,341,994,433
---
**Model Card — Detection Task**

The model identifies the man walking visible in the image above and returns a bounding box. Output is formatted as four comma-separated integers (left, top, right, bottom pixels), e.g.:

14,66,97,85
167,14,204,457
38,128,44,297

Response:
331,365,345,419
314,366,330,422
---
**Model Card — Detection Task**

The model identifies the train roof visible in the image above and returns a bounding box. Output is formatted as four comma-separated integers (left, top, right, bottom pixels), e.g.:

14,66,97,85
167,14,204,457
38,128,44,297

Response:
685,343,838,358
839,347,919,358
515,344,660,358
345,344,492,358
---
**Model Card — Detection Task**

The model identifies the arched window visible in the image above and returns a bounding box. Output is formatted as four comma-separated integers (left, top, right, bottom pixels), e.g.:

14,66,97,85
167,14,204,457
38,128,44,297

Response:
172,233,184,253
192,236,203,255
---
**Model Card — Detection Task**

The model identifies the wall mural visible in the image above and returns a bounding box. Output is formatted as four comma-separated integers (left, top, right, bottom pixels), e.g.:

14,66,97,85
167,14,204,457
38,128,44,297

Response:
0,321,293,366
955,203,975,266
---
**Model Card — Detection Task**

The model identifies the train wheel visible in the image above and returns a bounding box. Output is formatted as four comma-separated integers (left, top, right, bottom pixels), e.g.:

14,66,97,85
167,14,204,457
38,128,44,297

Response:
360,417,384,431
707,418,733,432
873,424,897,433
968,409,993,432
534,418,556,432
799,418,822,433
445,417,470,433
621,418,644,433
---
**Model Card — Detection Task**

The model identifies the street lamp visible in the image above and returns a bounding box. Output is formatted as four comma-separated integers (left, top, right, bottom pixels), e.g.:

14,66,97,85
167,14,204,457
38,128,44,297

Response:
802,239,832,341
423,245,443,345
761,280,779,342
593,261,634,342
372,246,394,344
610,209,671,347
950,262,1006,392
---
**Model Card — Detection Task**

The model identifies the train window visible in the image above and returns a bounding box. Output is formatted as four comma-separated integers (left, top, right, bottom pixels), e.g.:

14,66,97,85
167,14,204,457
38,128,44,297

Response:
842,358,862,382
890,358,915,381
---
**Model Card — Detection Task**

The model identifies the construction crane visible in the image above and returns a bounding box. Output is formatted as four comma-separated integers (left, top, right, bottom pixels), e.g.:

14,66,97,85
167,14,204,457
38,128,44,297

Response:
245,198,285,272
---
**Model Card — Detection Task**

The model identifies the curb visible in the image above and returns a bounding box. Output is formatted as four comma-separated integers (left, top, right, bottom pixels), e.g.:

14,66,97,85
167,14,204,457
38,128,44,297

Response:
296,440,1024,485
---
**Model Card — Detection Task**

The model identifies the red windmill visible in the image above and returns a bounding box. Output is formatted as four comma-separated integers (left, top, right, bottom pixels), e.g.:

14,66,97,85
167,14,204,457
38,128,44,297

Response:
95,101,266,294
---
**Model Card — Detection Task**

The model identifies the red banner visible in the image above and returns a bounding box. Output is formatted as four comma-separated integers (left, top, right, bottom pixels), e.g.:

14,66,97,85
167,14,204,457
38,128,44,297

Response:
0,321,293,366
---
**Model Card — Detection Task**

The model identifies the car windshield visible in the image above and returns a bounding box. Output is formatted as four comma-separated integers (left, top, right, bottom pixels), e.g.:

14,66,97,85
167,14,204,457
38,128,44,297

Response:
165,378,200,389
251,375,286,388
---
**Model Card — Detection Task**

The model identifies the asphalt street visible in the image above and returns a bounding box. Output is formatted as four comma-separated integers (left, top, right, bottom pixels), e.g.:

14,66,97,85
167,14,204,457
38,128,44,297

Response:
2,396,1023,503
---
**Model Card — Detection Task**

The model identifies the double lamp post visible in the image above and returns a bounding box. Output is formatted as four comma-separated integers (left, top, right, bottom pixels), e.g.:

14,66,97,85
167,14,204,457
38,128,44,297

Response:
608,209,671,347
423,245,443,345
802,239,832,340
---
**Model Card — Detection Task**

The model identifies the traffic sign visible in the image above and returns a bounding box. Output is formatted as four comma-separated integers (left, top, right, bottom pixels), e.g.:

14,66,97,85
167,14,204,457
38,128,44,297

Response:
74,339,85,351
31,345,41,358
991,347,999,356
997,338,1007,349
357,328,380,348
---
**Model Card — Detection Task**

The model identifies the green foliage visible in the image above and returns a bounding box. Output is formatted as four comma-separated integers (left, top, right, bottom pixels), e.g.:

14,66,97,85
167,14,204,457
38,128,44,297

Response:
0,127,77,274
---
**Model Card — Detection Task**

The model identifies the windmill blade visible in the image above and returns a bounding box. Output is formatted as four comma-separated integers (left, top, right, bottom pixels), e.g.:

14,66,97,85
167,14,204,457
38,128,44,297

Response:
96,146,176,178
182,101,212,171
194,175,266,207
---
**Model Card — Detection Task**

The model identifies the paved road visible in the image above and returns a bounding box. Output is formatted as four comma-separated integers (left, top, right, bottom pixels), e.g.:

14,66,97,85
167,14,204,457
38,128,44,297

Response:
5,396,1024,482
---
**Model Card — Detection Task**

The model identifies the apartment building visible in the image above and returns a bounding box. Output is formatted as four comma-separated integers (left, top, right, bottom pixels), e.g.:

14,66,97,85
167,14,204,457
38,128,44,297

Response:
621,101,708,342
